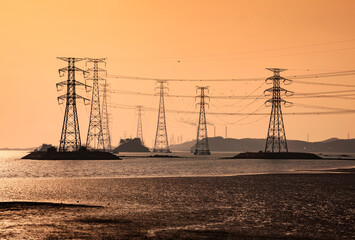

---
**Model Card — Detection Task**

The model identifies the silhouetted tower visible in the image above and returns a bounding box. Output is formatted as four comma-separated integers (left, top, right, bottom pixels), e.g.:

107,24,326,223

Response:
264,68,293,152
56,57,89,152
194,87,211,155
153,80,171,153
85,58,106,150
136,105,144,144
101,80,112,151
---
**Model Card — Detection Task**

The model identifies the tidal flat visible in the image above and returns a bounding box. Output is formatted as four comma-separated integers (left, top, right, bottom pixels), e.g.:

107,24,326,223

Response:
0,172,354,239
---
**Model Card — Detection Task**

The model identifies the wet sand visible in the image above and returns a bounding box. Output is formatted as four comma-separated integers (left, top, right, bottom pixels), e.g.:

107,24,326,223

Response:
0,172,354,239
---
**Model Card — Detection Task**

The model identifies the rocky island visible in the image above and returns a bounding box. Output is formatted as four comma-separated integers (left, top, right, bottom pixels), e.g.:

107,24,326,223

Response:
229,152,323,159
22,145,121,160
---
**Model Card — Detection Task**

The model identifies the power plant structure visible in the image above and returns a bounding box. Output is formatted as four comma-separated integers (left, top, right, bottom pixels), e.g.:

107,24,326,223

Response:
153,80,171,153
136,105,144,144
85,58,106,150
264,68,293,152
194,86,211,155
56,57,90,152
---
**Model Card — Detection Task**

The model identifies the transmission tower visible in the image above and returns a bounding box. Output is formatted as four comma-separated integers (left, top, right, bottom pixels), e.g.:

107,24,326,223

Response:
56,57,90,152
153,80,171,153
194,86,211,155
85,58,106,150
101,80,112,151
264,68,293,152
136,105,144,144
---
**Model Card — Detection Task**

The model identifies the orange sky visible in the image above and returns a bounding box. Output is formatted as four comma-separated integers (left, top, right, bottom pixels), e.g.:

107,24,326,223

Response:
1,0,355,148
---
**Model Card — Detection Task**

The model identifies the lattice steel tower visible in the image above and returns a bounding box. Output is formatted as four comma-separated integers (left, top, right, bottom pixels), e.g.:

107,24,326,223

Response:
56,57,89,152
153,80,171,153
101,80,112,151
194,87,211,155
85,58,106,150
264,68,293,152
136,105,144,144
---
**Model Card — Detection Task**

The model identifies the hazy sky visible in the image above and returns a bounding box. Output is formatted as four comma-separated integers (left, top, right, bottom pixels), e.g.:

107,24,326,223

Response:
1,0,355,148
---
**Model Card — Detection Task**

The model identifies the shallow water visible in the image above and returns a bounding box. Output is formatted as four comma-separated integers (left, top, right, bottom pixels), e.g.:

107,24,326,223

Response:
0,175,354,239
0,150,354,179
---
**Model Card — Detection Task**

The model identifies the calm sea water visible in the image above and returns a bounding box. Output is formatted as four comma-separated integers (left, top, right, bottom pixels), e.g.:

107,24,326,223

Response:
0,150,354,179
0,150,354,239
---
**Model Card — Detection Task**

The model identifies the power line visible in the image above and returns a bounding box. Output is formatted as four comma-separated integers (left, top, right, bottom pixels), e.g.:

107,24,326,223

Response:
293,80,355,88
110,103,355,116
292,102,352,112
111,39,355,61
293,89,355,95
107,70,355,88
110,88,355,99
108,74,265,82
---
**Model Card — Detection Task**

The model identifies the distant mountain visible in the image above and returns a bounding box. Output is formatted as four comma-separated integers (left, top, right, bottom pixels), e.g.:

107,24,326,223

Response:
0,147,36,151
170,137,355,153
320,138,339,143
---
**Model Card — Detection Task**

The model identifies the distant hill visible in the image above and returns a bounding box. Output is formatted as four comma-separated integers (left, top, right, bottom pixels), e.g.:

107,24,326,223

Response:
170,137,355,153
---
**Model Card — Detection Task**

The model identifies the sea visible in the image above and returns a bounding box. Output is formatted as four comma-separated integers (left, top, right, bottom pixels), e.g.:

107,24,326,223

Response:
1,150,354,179
0,150,354,239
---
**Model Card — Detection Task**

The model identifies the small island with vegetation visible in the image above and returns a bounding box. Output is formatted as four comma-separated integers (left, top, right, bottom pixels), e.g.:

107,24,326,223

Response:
113,138,150,153
22,144,121,160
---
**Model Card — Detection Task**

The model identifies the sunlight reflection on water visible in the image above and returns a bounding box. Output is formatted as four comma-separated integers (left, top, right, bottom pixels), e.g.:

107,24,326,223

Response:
0,150,354,179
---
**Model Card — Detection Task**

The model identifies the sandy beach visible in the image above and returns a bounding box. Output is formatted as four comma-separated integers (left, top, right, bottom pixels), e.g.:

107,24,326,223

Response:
0,171,354,239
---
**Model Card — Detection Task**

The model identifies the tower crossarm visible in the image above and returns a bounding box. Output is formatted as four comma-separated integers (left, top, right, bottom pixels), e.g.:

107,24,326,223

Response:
263,87,294,95
85,76,106,81
265,98,293,107
86,67,107,73
58,66,88,76
57,57,86,62
86,57,106,63
56,80,91,87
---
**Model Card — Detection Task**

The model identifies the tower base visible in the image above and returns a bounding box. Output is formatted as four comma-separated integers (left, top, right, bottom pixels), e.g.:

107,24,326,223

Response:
194,150,211,155
153,149,172,153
